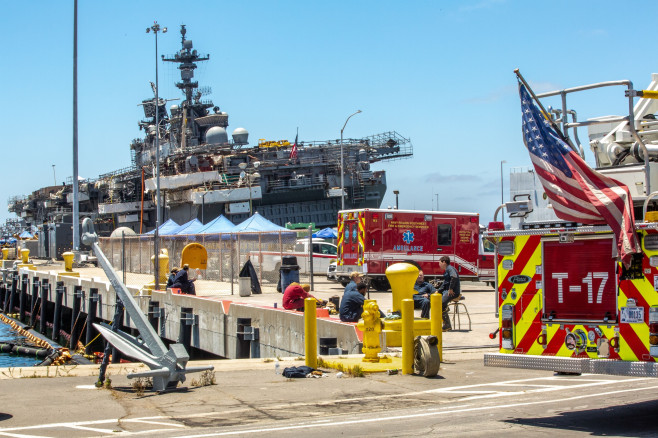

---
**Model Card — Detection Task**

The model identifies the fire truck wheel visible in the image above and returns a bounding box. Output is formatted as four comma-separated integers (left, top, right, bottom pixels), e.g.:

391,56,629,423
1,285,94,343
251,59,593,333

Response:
371,278,390,292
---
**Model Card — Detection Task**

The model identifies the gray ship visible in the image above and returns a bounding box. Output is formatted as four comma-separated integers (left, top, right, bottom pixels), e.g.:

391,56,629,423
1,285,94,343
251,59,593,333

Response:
7,25,412,246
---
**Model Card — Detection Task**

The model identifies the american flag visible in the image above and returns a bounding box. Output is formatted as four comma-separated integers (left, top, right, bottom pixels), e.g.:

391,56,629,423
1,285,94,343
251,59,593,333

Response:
290,133,298,160
519,82,639,267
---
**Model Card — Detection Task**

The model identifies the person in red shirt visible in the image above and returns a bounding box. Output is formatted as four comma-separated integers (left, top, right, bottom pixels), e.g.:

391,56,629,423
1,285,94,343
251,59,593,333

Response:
282,283,314,311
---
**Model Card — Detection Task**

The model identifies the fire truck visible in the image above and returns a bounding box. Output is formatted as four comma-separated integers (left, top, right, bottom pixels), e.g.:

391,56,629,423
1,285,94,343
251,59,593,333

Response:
335,208,494,291
484,73,658,377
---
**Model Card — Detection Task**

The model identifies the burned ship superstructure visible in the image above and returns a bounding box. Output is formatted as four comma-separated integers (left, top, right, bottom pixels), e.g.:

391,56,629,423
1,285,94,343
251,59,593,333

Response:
8,25,412,241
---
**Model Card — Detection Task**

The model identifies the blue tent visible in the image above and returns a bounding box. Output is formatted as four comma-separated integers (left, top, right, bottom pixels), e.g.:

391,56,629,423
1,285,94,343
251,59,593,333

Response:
198,215,236,234
233,213,295,235
144,218,180,235
173,219,204,235
19,231,34,239
312,227,337,239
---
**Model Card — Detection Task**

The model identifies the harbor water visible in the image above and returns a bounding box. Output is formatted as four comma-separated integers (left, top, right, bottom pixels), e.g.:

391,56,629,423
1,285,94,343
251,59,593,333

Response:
0,321,41,368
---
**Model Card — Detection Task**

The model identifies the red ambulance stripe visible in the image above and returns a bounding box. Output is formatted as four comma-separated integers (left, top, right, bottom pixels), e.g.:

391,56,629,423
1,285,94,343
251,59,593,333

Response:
515,311,542,353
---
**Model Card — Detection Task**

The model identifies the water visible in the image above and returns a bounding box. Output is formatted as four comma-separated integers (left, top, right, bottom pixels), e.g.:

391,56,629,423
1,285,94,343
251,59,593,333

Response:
0,321,42,368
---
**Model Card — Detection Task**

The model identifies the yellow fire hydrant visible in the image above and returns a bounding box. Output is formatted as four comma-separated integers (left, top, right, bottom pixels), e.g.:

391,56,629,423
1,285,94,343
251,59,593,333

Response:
149,249,170,287
357,300,390,363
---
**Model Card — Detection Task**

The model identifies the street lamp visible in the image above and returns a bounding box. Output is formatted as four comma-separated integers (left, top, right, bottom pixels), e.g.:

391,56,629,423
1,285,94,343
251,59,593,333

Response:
500,160,507,225
340,110,362,210
393,190,399,209
239,161,261,215
436,193,439,211
147,21,167,289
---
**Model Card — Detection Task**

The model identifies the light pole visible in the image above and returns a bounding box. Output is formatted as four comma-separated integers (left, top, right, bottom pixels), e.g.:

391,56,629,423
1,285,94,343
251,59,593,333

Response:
436,193,439,211
239,161,261,215
340,110,362,210
52,165,57,186
500,160,507,225
393,190,399,209
147,21,167,289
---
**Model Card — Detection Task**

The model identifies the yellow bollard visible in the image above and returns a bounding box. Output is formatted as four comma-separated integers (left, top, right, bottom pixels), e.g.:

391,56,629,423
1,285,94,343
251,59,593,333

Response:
21,249,30,264
430,292,442,362
150,249,170,285
62,252,75,272
401,298,414,375
0,248,5,260
385,263,419,313
304,297,317,369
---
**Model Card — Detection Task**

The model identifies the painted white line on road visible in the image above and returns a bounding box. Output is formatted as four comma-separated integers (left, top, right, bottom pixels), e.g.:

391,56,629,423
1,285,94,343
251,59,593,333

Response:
0,375,647,437
0,431,53,438
122,419,186,428
176,385,658,437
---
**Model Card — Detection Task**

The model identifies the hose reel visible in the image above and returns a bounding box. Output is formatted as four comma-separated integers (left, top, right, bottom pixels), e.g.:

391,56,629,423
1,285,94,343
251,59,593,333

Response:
414,335,440,377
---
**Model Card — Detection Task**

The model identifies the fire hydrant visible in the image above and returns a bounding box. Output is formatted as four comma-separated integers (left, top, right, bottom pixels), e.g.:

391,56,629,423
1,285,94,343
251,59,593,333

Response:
357,300,384,362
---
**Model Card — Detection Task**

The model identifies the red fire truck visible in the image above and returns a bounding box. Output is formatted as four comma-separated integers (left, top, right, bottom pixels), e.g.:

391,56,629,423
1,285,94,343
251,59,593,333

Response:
485,74,658,377
335,208,494,290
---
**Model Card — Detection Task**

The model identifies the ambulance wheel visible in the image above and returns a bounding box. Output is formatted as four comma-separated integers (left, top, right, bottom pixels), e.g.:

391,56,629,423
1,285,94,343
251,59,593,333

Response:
371,278,390,292
340,279,350,287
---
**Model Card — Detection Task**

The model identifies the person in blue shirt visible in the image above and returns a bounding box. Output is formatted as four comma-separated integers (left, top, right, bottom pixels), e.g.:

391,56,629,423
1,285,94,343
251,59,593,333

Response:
172,264,196,295
413,270,435,319
340,282,385,322
344,271,362,294
438,256,460,330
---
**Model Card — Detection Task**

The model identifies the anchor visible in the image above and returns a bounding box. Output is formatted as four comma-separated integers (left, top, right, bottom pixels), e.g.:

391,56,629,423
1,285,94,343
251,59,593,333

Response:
81,218,213,392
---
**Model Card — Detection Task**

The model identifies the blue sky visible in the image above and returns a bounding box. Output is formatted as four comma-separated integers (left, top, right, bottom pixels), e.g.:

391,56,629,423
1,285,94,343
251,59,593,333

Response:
3,0,658,226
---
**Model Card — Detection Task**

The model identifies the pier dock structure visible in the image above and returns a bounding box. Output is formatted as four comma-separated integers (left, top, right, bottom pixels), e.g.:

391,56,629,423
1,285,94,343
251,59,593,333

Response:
0,260,363,361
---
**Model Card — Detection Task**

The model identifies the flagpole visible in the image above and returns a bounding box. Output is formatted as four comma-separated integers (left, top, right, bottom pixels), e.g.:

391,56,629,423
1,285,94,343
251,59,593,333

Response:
514,69,578,153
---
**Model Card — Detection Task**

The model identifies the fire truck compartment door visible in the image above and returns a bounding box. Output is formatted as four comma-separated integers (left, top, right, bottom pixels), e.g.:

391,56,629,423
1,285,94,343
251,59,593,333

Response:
433,218,457,258
542,238,617,322
341,220,359,265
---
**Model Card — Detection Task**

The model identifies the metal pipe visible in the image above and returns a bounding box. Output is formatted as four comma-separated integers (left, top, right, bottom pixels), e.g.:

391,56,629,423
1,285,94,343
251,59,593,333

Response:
340,110,362,210
72,0,80,251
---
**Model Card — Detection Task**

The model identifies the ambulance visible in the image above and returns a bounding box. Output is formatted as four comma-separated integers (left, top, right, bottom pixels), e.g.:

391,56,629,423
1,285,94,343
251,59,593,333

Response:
485,73,658,377
335,208,494,291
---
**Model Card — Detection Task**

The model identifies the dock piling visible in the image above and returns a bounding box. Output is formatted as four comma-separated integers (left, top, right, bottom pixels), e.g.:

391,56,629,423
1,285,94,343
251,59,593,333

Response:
85,288,99,355
70,285,83,350
19,274,28,322
39,279,49,335
53,281,64,344
30,277,39,328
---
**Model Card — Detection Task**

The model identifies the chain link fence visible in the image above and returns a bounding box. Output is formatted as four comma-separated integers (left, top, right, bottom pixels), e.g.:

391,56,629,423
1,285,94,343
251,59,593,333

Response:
98,232,316,294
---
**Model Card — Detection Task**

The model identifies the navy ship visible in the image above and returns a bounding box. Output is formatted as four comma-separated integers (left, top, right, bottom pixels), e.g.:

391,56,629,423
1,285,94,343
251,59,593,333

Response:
7,25,412,240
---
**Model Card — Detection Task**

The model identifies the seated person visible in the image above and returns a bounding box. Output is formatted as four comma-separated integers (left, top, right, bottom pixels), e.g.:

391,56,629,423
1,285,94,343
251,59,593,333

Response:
166,267,179,288
339,282,385,322
283,283,315,311
171,264,196,295
438,256,461,331
413,270,436,319
344,271,363,294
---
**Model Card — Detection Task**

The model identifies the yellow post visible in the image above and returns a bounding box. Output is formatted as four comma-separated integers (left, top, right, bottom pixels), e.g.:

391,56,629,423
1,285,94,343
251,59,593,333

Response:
62,252,75,272
401,298,414,375
304,297,317,368
0,248,5,260
385,263,419,313
21,249,30,264
430,292,443,362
